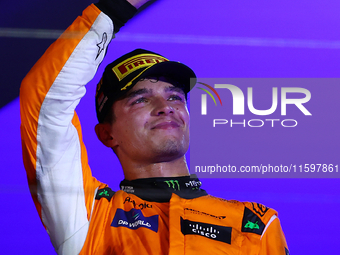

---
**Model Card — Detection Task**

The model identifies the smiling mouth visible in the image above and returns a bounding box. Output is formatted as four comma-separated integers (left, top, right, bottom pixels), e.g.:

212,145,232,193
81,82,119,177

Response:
152,121,180,130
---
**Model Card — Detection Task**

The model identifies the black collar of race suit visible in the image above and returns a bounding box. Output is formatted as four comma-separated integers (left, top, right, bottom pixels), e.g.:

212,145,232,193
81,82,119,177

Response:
119,175,208,202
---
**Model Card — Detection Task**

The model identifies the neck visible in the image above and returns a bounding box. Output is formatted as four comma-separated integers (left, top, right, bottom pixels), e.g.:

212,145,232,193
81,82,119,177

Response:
121,156,190,181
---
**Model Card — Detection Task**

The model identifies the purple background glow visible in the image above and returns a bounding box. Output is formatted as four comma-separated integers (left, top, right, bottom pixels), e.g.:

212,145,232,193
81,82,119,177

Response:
1,0,340,254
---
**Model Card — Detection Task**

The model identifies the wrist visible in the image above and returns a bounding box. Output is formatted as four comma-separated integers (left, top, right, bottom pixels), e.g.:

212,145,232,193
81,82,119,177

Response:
95,0,138,33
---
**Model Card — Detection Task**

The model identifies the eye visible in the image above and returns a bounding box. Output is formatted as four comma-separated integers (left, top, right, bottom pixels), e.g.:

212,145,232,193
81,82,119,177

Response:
131,97,148,105
168,94,184,101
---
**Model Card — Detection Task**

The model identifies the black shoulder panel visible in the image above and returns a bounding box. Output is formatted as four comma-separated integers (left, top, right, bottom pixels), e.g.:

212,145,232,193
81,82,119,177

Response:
241,207,266,235
95,187,116,202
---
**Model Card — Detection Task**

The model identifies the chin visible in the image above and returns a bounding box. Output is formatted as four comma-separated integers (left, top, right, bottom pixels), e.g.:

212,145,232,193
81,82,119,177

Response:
153,138,188,162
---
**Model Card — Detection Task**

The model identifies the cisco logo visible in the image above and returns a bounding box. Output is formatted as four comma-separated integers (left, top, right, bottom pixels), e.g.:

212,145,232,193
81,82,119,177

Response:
181,217,232,244
188,222,219,238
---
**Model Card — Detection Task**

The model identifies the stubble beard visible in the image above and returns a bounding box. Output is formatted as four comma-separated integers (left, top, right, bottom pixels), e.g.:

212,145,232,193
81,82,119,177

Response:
152,136,188,162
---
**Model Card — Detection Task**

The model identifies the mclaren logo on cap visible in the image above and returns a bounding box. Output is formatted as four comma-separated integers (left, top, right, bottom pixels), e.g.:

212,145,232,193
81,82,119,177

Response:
112,54,169,81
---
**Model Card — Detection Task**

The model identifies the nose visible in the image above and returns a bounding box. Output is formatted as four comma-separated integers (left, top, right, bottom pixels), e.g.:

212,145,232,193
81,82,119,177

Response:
151,97,174,116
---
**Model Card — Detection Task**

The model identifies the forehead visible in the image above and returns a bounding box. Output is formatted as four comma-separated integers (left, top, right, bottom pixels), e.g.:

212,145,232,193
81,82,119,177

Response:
127,77,185,95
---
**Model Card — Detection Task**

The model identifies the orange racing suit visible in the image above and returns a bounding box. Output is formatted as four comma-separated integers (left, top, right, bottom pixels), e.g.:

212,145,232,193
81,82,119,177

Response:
20,0,289,254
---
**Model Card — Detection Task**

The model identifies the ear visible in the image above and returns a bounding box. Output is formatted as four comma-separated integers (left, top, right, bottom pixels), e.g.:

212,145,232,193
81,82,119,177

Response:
95,123,118,148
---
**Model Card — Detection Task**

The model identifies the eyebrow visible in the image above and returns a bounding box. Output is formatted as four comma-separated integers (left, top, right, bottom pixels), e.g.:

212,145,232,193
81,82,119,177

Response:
126,86,185,99
126,88,152,99
164,86,186,96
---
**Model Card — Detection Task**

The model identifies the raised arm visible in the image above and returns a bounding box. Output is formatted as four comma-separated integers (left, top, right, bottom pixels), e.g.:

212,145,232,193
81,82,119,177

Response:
20,0,148,253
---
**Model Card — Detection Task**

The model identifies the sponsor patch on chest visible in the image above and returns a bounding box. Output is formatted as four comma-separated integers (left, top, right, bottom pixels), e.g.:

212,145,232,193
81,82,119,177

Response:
181,217,232,244
111,208,159,233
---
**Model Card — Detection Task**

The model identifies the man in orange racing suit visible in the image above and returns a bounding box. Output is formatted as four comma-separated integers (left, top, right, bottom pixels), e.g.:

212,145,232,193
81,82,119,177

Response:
20,0,289,254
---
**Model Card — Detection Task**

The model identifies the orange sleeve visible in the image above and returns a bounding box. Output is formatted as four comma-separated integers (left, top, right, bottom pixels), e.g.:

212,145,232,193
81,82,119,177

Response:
20,4,113,253
259,216,289,255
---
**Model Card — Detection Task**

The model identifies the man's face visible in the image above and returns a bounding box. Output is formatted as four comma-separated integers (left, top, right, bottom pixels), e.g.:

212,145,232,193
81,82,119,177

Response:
108,78,190,164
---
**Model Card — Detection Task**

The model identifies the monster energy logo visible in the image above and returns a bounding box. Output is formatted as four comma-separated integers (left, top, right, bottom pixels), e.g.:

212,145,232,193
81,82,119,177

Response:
164,180,180,190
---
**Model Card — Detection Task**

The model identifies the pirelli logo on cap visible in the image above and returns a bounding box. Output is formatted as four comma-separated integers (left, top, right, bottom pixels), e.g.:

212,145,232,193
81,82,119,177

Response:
112,54,169,81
